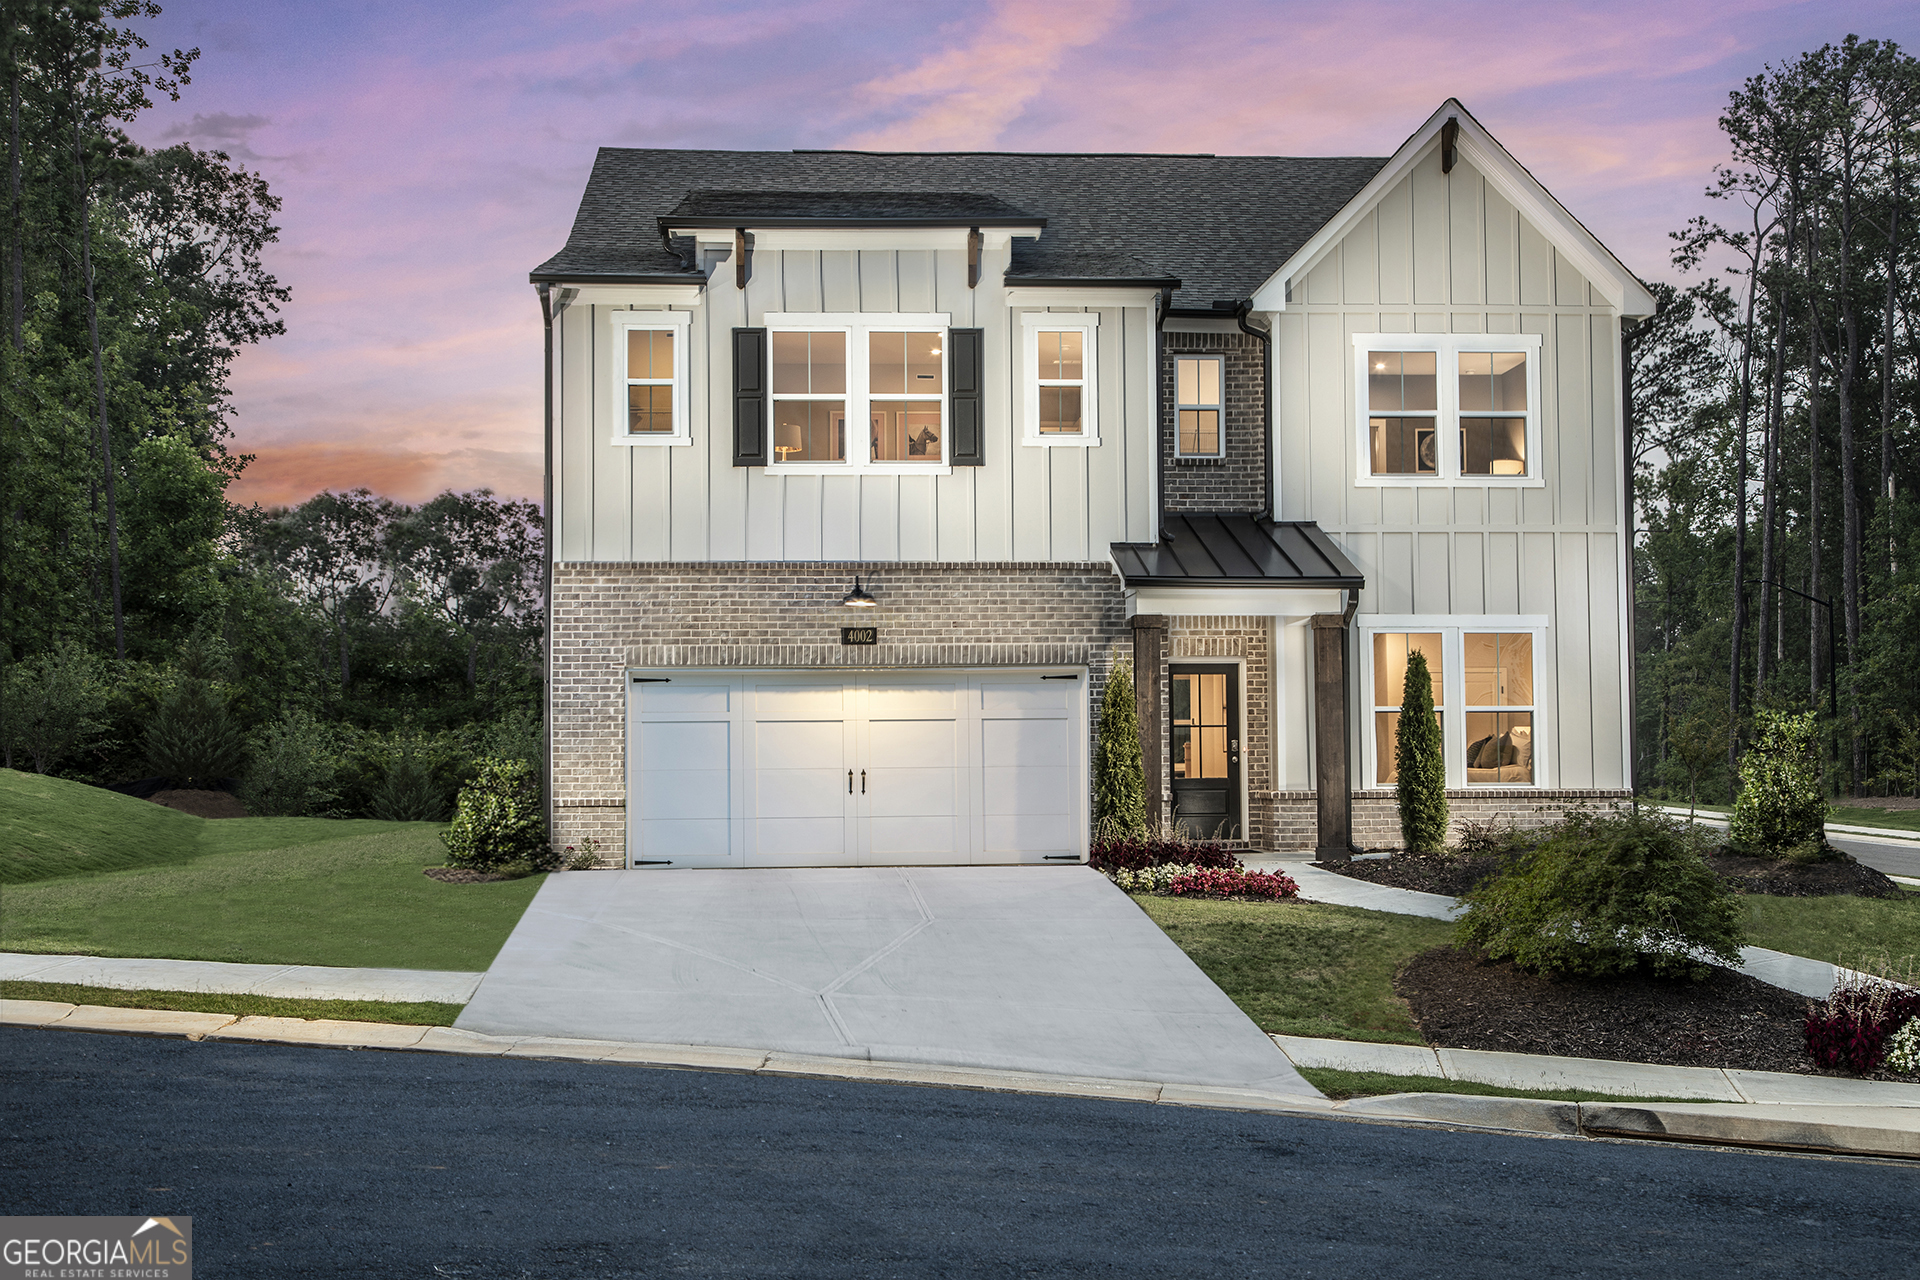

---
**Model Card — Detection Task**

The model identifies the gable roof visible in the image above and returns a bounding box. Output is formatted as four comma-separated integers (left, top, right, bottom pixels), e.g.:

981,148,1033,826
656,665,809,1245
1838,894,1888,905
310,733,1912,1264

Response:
1249,98,1656,317
532,150,1387,306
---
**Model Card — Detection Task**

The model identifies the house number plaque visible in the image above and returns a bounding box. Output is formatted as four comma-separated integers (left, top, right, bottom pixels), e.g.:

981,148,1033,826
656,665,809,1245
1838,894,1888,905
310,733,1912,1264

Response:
841,626,879,646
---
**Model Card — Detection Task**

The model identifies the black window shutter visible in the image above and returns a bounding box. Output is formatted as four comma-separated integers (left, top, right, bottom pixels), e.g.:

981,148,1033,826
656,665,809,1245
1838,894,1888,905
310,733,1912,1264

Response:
948,326,985,466
732,327,768,466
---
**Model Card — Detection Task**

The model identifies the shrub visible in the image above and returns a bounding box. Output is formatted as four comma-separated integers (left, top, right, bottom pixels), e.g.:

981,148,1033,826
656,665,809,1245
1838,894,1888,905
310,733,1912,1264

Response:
1164,867,1300,901
1729,710,1831,858
1089,834,1240,874
1455,806,1745,980
1804,962,1920,1075
1395,649,1447,852
145,677,247,789
369,737,449,822
1451,817,1536,860
0,642,112,774
442,756,553,872
1092,662,1148,840
1887,1018,1920,1074
239,711,338,817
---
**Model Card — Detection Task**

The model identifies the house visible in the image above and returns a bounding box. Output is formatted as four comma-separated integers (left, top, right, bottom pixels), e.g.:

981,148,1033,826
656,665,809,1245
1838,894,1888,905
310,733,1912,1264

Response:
529,99,1653,868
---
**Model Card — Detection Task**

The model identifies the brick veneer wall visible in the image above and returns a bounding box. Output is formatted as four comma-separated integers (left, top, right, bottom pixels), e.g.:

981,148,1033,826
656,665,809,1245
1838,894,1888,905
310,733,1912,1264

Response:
1261,789,1635,852
549,561,1130,861
1163,615,1272,847
1161,330,1266,513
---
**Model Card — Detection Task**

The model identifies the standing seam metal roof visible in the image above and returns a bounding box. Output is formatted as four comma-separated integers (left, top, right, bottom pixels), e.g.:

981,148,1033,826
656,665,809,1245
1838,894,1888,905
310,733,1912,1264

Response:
531,150,1388,309
1111,515,1364,588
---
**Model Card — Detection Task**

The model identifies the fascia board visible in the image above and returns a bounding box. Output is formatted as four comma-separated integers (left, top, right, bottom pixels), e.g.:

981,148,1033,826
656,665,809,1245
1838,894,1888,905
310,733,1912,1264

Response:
555,284,705,306
1127,586,1349,618
668,226,1043,252
1004,286,1161,309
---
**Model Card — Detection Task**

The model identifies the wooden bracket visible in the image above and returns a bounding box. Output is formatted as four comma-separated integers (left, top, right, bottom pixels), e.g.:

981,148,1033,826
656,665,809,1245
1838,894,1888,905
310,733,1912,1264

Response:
734,227,749,289
1440,119,1459,174
967,227,982,289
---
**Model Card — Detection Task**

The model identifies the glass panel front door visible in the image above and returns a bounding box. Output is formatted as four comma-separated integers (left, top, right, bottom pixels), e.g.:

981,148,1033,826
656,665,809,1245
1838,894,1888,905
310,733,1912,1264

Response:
1170,665,1240,840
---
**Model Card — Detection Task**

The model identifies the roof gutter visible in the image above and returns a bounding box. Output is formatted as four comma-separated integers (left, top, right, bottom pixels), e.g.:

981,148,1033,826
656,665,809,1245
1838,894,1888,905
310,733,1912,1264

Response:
1155,285,1173,538
1234,299,1274,520
535,282,575,851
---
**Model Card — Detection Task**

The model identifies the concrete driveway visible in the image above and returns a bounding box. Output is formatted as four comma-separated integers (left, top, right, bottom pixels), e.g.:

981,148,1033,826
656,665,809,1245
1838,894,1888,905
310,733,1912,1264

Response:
455,866,1315,1095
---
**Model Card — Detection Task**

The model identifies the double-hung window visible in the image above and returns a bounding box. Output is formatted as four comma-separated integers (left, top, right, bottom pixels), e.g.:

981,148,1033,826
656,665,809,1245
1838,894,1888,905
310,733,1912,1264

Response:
1020,312,1099,445
1361,619,1547,788
764,313,949,472
1175,355,1224,458
611,310,692,445
1354,334,1542,484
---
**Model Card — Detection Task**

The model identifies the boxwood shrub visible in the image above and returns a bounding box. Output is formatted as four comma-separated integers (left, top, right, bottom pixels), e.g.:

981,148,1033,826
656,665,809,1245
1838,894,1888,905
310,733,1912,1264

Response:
1455,806,1745,980
442,756,553,872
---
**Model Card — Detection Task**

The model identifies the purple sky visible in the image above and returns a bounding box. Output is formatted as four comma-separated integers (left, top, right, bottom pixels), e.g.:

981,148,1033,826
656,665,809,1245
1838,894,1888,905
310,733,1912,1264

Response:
125,0,1919,509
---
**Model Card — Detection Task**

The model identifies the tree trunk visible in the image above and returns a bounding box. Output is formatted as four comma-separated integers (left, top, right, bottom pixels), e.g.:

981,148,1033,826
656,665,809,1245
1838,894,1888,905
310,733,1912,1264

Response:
73,114,123,663
1727,263,1756,785
1756,283,1787,695
1880,161,1898,572
1834,136,1863,797
1808,312,1823,712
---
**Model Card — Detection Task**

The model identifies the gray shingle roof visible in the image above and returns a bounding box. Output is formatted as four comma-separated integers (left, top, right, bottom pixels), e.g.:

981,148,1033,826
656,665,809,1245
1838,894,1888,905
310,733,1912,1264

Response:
663,189,1044,226
532,150,1388,307
1112,516,1364,589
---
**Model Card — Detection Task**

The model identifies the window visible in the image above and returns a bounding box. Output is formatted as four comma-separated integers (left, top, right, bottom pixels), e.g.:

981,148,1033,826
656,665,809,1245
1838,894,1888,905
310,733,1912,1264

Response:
1360,619,1547,788
1175,355,1224,457
1021,312,1099,444
1354,334,1541,484
611,310,692,445
764,313,950,472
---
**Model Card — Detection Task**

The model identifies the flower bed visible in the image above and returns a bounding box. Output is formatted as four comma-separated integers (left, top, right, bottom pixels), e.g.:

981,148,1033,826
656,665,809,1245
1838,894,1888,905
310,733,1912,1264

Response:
1804,968,1920,1074
1107,861,1299,901
1088,835,1241,874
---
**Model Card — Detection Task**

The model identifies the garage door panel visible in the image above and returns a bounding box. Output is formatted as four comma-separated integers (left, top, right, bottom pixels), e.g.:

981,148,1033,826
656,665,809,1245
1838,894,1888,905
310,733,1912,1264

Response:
638,684,731,714
867,682,960,716
755,769,847,819
755,816,852,858
983,812,1075,853
866,718,960,769
982,716,1070,766
867,816,963,856
866,766,961,816
755,684,845,716
983,765,1073,815
978,682,1069,711
754,718,844,761
637,818,732,858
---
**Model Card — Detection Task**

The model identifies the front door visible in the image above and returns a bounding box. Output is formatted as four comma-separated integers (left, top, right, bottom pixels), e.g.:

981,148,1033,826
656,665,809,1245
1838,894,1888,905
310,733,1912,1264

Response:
1169,665,1241,840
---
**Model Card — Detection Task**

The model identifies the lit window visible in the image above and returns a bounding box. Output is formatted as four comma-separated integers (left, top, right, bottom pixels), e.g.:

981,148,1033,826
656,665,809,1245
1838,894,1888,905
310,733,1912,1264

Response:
1363,622,1546,788
1355,335,1539,483
868,331,944,464
1463,632,1534,784
611,310,691,445
1176,355,1224,457
1458,352,1528,476
1368,351,1438,475
1021,313,1099,444
1371,632,1443,785
771,331,847,462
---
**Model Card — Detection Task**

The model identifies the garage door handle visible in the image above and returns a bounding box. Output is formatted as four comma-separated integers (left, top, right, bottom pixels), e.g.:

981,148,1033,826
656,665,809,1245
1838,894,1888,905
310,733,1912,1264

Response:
848,770,853,794
861,769,867,794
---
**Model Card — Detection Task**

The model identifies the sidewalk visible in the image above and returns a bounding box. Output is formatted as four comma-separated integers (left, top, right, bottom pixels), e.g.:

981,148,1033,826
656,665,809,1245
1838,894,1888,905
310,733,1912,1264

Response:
0,952,482,1005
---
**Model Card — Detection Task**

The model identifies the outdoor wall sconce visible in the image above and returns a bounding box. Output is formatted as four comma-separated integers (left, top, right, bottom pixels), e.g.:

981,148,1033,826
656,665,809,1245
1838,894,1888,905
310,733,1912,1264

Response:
840,576,877,608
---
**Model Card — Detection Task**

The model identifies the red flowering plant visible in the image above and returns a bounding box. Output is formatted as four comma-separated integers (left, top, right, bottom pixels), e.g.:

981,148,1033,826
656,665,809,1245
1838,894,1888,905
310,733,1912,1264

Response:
1805,963,1920,1075
1164,867,1300,901
1089,835,1241,873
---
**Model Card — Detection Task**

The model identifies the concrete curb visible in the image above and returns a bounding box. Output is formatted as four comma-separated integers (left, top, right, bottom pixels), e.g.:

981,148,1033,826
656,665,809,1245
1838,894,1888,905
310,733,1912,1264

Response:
7,1000,1916,1158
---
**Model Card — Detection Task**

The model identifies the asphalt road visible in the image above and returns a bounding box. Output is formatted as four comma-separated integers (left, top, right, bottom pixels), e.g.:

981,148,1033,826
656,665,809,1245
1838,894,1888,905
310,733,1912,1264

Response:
4,1029,1915,1278
1830,832,1920,880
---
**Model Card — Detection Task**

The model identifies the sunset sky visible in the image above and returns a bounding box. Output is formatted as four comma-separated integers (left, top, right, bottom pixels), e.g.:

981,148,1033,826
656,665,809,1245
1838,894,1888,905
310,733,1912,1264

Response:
124,0,1920,509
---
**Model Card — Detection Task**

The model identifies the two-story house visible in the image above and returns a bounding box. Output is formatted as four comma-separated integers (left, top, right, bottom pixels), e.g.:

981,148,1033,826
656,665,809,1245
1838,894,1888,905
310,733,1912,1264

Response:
530,99,1653,868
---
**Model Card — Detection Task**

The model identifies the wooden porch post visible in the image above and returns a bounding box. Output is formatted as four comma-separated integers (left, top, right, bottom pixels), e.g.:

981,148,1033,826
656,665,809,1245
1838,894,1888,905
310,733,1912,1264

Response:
1131,613,1167,835
1311,612,1352,861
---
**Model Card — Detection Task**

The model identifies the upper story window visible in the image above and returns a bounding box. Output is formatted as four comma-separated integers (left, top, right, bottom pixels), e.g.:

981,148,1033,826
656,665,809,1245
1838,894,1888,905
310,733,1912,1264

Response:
1353,334,1542,486
611,310,692,445
1020,312,1099,446
764,313,950,473
1175,355,1224,458
1361,618,1547,789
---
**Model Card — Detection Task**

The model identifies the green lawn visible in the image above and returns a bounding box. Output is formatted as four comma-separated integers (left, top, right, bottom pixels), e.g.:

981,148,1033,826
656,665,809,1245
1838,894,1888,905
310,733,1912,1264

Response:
0,979,461,1026
0,768,543,970
1297,1067,1721,1103
1743,890,1920,970
1130,896,1454,1045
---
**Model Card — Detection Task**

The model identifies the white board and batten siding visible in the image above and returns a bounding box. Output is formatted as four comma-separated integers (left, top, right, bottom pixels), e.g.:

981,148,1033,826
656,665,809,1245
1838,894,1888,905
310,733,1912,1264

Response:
552,246,1156,565
1273,149,1630,790
626,669,1088,868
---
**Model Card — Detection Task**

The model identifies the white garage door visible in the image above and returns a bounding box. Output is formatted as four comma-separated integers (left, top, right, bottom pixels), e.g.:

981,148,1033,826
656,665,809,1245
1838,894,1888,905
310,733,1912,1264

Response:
626,670,1086,868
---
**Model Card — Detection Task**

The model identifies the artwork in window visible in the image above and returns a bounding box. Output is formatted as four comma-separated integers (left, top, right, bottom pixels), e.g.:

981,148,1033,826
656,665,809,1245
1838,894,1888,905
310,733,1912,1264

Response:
771,331,846,395
1179,410,1220,456
1463,633,1534,706
627,329,673,380
1037,330,1083,381
1458,352,1527,412
1373,633,1444,707
627,384,672,435
1465,711,1533,784
869,331,943,394
1371,418,1436,475
1374,710,1442,785
772,402,845,462
1039,386,1083,435
1461,418,1527,475
870,403,942,462
1368,351,1437,411
1171,672,1230,780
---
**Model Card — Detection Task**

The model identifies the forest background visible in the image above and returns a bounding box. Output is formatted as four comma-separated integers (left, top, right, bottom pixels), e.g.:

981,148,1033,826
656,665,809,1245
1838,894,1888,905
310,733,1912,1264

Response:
1,3,1915,819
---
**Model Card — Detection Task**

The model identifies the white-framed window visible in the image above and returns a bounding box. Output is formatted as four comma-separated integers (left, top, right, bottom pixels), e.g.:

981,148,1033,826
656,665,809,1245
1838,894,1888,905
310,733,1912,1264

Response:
611,309,692,445
1359,616,1548,789
1020,311,1099,445
1352,333,1543,485
764,312,951,474
1175,354,1225,458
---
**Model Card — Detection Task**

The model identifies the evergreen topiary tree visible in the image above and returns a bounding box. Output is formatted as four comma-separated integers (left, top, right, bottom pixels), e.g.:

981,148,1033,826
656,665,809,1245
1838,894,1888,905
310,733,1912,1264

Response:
146,678,248,790
1729,709,1831,859
1395,649,1448,851
1093,662,1149,840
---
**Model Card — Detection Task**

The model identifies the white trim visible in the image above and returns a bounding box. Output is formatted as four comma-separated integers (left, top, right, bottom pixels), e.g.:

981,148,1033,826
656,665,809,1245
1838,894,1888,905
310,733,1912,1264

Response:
1167,656,1251,843
1355,616,1551,790
764,316,953,472
1127,587,1346,618
669,227,1041,252
609,309,693,446
1019,311,1100,446
764,312,951,328
1004,286,1161,309
1351,333,1544,487
1249,99,1656,317
1173,352,1226,459
561,284,703,306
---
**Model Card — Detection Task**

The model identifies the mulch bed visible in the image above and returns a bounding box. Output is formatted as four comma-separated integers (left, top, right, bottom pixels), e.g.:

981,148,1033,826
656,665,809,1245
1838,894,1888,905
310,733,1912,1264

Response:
1316,849,1904,899
1395,944,1920,1084
422,867,518,884
149,788,250,820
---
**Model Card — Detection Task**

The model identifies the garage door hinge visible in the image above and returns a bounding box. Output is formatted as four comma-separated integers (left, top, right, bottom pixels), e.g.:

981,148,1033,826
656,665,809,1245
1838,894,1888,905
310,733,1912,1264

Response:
1043,855,1083,861
632,677,671,683
1041,674,1078,680
632,860,673,866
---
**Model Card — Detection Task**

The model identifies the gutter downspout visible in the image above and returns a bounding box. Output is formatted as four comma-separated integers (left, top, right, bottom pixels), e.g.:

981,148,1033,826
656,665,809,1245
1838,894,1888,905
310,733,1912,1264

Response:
1234,300,1273,520
1622,312,1652,795
1342,585,1360,855
536,283,574,849
1155,286,1172,536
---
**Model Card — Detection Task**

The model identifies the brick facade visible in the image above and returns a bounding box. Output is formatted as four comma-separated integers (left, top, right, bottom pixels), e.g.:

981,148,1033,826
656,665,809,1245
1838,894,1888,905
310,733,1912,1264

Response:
549,561,1130,861
1261,789,1634,853
1161,330,1267,513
